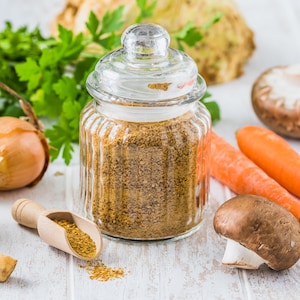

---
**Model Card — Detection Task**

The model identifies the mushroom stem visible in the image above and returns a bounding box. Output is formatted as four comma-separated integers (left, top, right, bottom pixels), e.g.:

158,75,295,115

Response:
222,239,266,269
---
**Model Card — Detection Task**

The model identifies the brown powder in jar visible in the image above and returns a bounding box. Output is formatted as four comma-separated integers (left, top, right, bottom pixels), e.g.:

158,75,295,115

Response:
80,104,210,240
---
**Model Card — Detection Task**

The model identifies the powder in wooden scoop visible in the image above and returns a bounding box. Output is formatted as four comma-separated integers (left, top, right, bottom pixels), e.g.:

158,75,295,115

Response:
54,219,96,259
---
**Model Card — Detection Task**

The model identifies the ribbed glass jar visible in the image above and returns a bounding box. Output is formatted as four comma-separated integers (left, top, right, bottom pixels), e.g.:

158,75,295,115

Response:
79,23,211,240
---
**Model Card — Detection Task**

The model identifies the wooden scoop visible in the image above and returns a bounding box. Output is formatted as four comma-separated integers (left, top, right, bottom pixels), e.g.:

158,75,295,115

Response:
11,198,102,260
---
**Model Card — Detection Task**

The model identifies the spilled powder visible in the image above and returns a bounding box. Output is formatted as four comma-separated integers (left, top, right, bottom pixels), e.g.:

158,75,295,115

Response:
54,171,64,176
80,261,127,282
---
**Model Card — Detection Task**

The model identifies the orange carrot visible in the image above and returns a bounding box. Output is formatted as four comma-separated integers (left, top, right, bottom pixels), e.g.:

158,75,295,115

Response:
236,125,300,199
210,131,300,220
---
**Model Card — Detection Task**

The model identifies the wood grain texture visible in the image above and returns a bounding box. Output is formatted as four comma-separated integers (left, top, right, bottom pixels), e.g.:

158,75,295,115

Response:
1,0,300,299
1,164,300,299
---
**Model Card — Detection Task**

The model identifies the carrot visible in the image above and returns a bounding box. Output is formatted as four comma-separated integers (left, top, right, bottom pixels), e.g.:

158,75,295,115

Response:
236,125,300,199
210,131,300,220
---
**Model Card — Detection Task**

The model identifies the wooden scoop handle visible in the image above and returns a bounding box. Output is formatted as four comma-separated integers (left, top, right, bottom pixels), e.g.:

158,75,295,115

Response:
11,198,46,229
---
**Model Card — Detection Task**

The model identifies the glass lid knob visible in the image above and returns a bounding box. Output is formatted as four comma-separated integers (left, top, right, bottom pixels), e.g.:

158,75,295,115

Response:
122,23,170,61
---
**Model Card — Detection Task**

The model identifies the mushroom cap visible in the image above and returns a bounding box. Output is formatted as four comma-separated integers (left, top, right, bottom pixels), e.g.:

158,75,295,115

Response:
251,65,300,139
213,194,300,270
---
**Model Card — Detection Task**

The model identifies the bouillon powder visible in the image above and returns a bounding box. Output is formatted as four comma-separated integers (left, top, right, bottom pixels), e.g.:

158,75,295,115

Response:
54,219,96,258
80,23,211,241
80,103,210,240
81,261,126,282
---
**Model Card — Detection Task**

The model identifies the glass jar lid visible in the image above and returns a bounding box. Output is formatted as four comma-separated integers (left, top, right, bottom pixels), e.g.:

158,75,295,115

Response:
86,23,206,103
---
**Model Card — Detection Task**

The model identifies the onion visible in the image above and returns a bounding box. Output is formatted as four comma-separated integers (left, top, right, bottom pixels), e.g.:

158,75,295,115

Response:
0,82,49,190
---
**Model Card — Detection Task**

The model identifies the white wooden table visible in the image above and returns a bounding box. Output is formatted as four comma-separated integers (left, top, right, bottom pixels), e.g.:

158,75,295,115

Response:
1,0,300,299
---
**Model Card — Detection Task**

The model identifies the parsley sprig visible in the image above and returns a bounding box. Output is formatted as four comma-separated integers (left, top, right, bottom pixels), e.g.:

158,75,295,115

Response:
0,0,220,164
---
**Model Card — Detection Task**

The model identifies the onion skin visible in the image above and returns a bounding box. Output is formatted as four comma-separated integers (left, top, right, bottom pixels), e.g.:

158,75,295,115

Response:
0,116,49,190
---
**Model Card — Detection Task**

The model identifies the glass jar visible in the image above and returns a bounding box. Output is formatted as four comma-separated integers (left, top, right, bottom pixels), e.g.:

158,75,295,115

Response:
79,23,211,241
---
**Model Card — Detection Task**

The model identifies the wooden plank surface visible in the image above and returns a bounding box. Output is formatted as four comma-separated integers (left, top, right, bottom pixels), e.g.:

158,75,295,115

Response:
1,0,300,299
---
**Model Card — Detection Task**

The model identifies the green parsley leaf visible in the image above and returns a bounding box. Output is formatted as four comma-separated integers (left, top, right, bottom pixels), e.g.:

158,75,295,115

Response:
173,21,204,51
62,142,74,165
53,76,79,103
202,12,223,30
135,0,157,22
86,7,124,51
0,0,221,165
200,92,221,123
62,99,82,130
101,6,125,34
45,124,74,164
85,11,100,40
172,12,221,51
39,48,57,68
180,27,203,47
15,57,41,91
